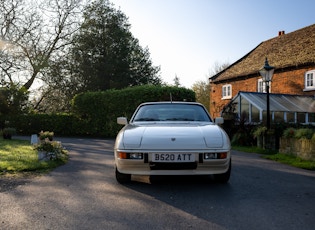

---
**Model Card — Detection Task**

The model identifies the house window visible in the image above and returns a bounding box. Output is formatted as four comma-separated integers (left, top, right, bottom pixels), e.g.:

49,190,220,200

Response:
257,79,271,93
222,84,232,99
304,70,315,91
258,79,265,93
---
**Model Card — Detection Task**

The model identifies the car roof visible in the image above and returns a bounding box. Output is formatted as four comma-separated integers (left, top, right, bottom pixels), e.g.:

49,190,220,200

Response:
139,101,203,106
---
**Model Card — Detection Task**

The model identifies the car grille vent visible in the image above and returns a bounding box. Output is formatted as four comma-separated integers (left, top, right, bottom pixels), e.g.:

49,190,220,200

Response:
149,162,197,170
199,153,203,163
144,153,149,163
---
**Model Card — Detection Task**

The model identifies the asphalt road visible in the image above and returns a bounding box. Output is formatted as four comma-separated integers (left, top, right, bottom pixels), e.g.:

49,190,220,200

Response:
1,137,315,230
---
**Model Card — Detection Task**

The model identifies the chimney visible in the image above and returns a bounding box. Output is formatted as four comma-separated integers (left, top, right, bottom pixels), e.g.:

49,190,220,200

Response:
278,31,285,36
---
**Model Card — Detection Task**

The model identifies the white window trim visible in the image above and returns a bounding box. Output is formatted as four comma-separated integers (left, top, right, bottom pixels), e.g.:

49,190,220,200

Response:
304,70,315,91
257,79,271,93
222,84,232,99
257,79,265,93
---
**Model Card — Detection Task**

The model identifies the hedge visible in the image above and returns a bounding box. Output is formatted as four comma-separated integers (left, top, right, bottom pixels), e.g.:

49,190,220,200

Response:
0,114,87,137
1,85,195,138
71,85,195,137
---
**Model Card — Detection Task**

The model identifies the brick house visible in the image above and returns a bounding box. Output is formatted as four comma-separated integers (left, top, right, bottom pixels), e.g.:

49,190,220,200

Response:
209,24,315,124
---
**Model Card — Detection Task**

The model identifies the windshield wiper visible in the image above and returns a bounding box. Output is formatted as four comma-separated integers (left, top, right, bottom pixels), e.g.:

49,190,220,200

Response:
135,118,159,121
165,118,194,121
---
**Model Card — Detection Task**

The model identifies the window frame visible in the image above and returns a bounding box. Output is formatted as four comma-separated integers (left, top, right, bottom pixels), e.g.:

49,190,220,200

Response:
257,79,271,93
304,70,315,91
222,84,232,99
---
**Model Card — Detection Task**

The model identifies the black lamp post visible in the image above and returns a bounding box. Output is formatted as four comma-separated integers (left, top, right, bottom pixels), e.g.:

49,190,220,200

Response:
259,58,274,130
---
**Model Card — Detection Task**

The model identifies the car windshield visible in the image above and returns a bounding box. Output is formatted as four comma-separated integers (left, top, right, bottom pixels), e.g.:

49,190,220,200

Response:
132,103,212,122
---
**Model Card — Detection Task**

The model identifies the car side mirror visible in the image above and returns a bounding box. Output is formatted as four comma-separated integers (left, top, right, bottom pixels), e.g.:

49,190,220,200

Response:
117,117,128,125
215,117,224,125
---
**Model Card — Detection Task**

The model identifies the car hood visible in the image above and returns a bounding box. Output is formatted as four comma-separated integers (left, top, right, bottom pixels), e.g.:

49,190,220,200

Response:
120,122,226,150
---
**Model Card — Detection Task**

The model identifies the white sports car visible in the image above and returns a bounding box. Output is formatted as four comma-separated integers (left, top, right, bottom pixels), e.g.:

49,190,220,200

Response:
114,101,231,183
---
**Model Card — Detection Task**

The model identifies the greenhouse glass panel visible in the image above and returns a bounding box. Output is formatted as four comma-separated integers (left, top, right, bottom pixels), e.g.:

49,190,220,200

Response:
297,113,305,123
241,96,249,120
251,105,260,122
286,112,295,123
274,112,284,123
309,113,315,123
262,111,270,124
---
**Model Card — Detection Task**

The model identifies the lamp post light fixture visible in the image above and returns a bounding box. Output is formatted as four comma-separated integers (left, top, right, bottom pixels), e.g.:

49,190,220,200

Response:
259,57,274,130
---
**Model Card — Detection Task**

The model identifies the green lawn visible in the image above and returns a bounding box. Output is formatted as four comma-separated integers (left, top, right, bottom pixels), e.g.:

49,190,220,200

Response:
232,145,315,170
0,138,68,175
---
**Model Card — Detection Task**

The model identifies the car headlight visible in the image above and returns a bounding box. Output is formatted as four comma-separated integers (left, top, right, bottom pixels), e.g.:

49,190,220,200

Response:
129,153,143,159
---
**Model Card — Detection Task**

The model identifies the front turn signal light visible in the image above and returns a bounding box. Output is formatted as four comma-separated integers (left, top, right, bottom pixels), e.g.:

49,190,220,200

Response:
219,152,228,159
118,152,128,159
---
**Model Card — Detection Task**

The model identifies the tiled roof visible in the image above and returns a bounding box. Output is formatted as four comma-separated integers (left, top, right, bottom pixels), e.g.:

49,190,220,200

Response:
211,24,315,83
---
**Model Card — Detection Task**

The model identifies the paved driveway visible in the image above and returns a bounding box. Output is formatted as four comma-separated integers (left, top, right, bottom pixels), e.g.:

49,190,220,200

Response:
1,137,315,230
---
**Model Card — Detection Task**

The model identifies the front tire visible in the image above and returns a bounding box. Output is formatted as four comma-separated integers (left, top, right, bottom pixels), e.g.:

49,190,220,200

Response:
213,160,231,183
115,167,131,184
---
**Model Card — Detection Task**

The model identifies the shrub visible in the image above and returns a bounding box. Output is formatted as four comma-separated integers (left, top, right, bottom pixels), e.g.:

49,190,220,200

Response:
39,131,54,141
35,138,67,161
283,128,296,138
2,127,16,139
283,127,315,140
231,132,252,146
253,126,267,139
294,128,314,140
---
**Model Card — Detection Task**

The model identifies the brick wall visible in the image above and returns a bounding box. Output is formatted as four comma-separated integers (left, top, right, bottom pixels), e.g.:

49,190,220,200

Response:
209,67,315,118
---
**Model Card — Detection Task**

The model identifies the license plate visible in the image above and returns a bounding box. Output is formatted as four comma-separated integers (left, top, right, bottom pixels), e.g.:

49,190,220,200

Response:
152,153,195,162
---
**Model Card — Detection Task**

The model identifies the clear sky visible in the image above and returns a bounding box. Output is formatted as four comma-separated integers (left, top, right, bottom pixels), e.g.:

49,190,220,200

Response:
113,0,315,88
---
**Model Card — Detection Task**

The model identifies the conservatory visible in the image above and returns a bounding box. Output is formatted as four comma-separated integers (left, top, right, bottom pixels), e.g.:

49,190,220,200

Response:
221,92,315,124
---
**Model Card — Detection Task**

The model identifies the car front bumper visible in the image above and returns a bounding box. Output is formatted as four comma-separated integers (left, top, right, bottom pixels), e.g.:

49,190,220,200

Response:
115,151,231,176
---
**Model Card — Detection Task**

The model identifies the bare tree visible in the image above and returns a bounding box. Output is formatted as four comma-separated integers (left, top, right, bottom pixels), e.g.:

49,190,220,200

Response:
0,0,82,90
192,61,230,112
0,0,27,85
173,74,181,87
208,61,230,78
